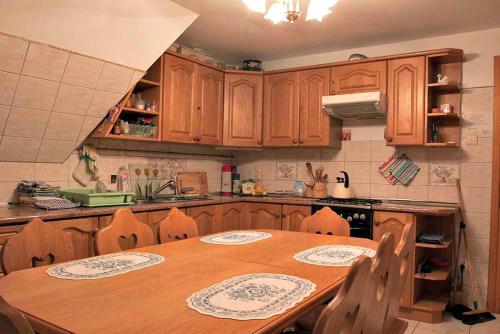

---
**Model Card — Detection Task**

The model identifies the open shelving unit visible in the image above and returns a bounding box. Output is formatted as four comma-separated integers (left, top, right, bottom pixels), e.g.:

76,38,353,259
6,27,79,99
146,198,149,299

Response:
91,57,163,142
424,51,463,148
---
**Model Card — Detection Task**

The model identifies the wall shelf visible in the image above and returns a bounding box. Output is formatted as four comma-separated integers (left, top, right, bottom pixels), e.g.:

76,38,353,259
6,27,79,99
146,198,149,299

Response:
413,293,449,312
122,107,160,116
416,239,451,249
425,142,458,148
427,82,461,92
427,112,458,118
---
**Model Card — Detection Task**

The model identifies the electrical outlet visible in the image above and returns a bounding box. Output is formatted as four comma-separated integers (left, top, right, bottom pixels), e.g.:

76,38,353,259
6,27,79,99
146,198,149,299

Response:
110,175,117,184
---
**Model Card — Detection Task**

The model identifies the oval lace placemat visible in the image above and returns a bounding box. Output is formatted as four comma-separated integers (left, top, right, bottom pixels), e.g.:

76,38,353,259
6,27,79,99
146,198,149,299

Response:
187,273,316,320
47,252,164,280
294,245,376,267
200,231,272,245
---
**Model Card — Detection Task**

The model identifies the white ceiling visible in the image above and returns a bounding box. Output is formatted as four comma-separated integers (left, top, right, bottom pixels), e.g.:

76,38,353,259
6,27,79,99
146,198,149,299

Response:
172,0,500,65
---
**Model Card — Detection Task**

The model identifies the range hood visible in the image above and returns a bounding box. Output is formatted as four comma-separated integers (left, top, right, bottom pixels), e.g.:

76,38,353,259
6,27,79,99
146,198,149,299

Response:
322,91,386,119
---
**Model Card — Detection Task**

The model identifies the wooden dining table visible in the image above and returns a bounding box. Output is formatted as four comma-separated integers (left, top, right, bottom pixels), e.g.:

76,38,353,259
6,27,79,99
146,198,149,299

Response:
0,230,378,334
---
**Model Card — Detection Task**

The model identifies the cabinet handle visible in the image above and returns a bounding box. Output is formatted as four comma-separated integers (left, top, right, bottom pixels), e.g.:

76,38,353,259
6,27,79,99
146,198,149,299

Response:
374,221,380,226
292,139,298,144
197,107,201,111
257,139,262,145
196,137,201,142
192,137,197,142
275,213,281,218
282,214,287,218
299,140,304,144
386,135,393,143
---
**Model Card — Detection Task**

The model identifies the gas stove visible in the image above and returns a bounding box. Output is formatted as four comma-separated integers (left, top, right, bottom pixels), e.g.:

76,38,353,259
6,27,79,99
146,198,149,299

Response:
316,197,383,209
312,197,383,239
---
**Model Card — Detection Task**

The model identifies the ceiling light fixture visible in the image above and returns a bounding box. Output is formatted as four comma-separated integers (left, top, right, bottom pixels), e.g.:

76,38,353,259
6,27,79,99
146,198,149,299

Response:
243,0,337,24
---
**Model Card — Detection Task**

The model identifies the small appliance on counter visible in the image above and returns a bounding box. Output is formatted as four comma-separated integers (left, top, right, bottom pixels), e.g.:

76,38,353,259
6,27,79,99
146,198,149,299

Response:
332,171,354,199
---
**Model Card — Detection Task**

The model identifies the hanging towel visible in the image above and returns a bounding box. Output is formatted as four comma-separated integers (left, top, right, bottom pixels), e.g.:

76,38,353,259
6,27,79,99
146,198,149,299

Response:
379,154,420,186
72,145,100,186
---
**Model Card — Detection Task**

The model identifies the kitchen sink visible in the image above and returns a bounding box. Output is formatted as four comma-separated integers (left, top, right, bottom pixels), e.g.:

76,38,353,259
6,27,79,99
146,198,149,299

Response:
134,196,212,205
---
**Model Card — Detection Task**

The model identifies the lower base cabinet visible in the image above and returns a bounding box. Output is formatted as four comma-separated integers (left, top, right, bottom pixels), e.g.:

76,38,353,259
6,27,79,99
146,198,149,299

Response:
282,205,311,232
186,205,218,236
246,203,282,230
218,203,246,231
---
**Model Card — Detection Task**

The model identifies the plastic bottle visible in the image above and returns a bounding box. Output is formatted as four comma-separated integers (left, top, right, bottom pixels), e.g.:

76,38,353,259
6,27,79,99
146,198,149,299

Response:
117,167,130,192
254,168,266,195
221,164,232,196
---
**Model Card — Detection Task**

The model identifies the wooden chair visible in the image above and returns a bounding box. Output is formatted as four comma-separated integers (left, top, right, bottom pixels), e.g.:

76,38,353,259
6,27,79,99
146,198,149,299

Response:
312,256,373,334
0,218,74,274
385,222,416,333
0,295,34,334
95,208,154,255
159,207,199,243
300,207,350,236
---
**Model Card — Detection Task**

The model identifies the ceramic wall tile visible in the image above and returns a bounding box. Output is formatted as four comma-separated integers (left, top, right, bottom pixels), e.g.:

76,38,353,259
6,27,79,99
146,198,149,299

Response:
465,212,490,239
462,87,493,138
275,148,298,160
467,237,490,265
370,162,389,185
128,70,146,91
3,107,50,138
296,161,322,182
345,141,371,161
0,136,41,162
22,43,69,81
34,161,69,182
0,34,28,74
320,147,344,162
461,187,491,213
297,148,321,161
0,71,19,105
236,150,257,161
262,180,276,193
0,162,34,181
12,76,59,110
62,53,104,88
237,161,255,180
275,180,295,192
0,182,19,204
255,149,275,160
371,140,395,161
395,147,429,162
370,184,397,199
427,185,458,203
276,161,296,180
398,185,428,201
460,163,492,188
96,63,134,94
44,112,84,141
344,161,370,184
461,138,493,163
53,83,93,115
78,116,102,142
87,90,122,117
350,183,370,198
429,147,461,162
323,161,345,181
36,139,75,163
0,105,10,134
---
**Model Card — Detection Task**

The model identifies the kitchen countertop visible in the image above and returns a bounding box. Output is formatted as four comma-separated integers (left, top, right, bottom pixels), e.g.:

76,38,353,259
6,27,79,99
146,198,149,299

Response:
0,196,458,226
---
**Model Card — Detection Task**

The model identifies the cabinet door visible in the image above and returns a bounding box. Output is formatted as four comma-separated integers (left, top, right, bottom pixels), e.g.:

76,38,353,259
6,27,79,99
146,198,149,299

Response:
51,217,99,260
263,72,300,147
147,209,185,243
195,66,224,145
299,68,331,146
223,73,263,147
163,54,196,143
246,203,282,230
330,61,387,95
218,203,246,232
282,205,311,232
373,211,415,308
387,57,425,146
187,205,218,236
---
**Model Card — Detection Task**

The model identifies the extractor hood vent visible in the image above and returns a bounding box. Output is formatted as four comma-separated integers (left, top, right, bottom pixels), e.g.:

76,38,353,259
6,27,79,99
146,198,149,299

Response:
322,92,386,120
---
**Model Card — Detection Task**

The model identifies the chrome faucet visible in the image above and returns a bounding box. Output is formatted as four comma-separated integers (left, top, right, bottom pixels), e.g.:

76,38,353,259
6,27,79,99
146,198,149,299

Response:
148,179,176,200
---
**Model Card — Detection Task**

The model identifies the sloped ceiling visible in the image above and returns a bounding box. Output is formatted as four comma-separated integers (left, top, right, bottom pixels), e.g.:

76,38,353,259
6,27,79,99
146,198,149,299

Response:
0,0,198,163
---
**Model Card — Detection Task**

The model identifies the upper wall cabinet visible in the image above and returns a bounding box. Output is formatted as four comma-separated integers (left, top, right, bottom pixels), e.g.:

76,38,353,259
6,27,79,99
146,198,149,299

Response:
263,72,301,147
330,61,387,95
386,56,426,146
163,54,223,145
223,73,263,147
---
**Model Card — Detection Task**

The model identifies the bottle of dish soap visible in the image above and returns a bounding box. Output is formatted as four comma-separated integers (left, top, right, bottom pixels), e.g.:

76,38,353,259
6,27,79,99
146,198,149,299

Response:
117,167,130,192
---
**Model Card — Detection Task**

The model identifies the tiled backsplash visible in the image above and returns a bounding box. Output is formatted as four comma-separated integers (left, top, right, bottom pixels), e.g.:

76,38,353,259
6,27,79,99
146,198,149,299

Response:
0,32,145,162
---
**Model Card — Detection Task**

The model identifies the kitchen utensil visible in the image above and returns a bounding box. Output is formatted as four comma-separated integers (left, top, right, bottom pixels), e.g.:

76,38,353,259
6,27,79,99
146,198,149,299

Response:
332,171,354,199
306,162,315,181
312,182,327,198
176,172,208,196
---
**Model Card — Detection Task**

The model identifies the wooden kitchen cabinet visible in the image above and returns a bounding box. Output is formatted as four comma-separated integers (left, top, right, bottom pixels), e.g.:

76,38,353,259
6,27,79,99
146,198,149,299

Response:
387,56,426,146
195,65,224,145
330,61,387,95
218,203,246,231
162,54,196,143
187,205,218,236
373,211,415,308
282,205,311,232
223,73,263,147
263,72,301,147
51,217,99,260
246,203,282,230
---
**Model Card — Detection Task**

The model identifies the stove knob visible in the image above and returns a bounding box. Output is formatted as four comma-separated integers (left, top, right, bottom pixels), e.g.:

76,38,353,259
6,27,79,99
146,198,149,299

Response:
360,214,366,221
339,214,343,218
353,213,359,219
347,216,353,222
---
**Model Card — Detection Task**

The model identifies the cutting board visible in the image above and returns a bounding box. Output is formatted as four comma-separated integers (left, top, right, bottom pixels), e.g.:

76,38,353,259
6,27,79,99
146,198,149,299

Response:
176,172,209,196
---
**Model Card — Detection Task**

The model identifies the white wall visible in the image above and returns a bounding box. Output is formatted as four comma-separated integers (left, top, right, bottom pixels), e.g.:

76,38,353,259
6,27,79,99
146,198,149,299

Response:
0,0,198,70
264,27,500,89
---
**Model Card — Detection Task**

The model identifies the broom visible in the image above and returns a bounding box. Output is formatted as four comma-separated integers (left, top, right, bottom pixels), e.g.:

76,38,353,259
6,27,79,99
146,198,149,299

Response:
451,179,496,325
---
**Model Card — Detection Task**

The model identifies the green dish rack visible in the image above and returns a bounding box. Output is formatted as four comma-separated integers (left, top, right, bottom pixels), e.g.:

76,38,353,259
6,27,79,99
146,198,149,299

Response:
60,189,134,207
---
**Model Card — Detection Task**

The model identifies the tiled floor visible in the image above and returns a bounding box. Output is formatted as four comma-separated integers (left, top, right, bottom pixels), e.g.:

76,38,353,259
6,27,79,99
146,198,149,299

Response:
403,313,500,334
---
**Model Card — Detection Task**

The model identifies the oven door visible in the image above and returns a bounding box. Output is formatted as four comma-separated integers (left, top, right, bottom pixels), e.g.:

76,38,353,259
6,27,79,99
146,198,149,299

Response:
311,205,373,239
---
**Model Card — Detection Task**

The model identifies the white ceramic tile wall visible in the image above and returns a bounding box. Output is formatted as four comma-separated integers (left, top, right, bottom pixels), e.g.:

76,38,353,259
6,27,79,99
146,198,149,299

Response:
235,87,494,306
0,32,145,163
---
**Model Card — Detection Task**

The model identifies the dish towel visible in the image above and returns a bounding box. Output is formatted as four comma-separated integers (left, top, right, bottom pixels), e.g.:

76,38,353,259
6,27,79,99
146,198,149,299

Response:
73,145,100,186
379,154,420,186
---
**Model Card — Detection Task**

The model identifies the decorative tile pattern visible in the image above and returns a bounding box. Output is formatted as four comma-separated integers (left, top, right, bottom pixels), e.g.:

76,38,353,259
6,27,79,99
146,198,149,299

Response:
200,231,272,245
276,161,296,179
187,273,315,320
294,245,376,266
429,163,459,185
47,252,164,280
